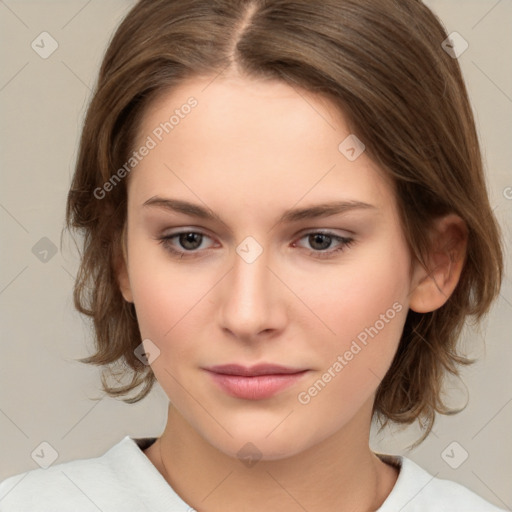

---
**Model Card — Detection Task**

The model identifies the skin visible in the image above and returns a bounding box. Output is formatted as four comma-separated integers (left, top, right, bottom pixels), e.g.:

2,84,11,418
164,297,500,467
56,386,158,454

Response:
117,73,467,511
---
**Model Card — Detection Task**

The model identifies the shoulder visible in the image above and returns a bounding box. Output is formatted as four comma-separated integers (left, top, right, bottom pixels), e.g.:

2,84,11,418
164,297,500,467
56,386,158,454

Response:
377,454,507,512
0,436,159,511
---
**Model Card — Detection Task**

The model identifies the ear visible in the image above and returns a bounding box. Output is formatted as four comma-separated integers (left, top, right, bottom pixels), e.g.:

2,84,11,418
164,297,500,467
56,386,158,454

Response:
115,224,134,303
408,214,468,313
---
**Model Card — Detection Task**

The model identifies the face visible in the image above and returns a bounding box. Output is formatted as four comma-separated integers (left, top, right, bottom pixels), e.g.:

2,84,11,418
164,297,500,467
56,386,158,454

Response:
118,75,417,460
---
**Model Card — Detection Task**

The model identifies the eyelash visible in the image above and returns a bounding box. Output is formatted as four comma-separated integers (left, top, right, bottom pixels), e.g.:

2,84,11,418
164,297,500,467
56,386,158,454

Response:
156,230,355,260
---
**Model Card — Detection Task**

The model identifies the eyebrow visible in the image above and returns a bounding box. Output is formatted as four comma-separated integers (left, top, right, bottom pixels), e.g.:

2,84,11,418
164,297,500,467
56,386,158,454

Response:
142,196,376,226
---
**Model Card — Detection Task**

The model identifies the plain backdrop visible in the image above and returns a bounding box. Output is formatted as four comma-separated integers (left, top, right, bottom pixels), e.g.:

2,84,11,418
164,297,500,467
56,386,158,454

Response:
0,0,511,509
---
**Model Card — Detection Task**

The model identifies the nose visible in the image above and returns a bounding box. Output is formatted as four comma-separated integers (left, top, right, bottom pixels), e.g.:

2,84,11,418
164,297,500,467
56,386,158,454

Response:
218,243,287,342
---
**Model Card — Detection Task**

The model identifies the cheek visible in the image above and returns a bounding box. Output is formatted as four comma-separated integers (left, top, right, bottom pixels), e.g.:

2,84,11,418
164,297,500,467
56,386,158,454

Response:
295,240,411,403
295,295,407,435
127,232,207,337
303,241,410,350
129,263,206,397
339,257,408,339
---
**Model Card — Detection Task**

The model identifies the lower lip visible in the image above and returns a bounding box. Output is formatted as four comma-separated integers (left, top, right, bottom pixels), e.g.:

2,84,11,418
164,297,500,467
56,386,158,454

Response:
206,371,308,400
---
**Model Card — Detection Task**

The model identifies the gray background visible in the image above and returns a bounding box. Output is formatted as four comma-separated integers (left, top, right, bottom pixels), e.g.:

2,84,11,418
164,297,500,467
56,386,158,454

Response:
0,0,511,508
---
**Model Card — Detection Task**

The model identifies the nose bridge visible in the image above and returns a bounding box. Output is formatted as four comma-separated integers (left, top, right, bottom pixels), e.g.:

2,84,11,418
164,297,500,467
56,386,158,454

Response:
219,237,280,336
231,241,270,309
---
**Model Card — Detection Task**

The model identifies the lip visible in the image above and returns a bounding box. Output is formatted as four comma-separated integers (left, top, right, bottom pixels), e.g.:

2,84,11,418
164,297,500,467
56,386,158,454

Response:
204,364,309,400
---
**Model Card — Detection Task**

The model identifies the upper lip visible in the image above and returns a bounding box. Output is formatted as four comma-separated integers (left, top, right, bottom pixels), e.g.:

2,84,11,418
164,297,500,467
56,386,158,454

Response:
205,364,308,377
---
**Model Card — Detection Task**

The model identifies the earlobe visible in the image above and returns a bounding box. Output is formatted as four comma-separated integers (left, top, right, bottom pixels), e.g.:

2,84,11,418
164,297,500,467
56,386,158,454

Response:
117,261,134,303
408,214,468,313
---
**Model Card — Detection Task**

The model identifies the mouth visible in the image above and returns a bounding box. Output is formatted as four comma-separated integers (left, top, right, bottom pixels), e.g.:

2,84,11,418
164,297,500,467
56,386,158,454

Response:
203,364,310,400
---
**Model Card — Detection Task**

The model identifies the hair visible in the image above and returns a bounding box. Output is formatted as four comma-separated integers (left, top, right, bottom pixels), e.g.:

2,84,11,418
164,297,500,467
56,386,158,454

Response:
64,0,503,444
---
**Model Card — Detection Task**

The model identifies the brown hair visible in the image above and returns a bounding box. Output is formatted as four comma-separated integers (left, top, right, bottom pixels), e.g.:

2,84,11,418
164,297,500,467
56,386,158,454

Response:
64,0,503,443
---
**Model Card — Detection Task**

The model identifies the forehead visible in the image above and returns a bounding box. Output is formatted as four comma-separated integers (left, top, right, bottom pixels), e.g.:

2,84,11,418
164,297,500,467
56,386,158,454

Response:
128,75,393,216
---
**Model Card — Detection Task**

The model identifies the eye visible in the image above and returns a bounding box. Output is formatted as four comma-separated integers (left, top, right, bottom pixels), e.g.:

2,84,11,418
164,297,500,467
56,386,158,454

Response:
294,231,355,259
156,229,355,260
156,230,215,259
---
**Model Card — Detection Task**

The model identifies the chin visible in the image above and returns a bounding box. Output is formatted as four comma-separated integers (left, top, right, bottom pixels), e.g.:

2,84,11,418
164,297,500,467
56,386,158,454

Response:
214,436,307,463
201,419,324,464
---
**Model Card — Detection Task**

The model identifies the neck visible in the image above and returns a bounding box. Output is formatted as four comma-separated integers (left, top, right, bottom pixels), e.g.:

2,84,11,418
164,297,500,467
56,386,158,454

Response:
147,401,398,512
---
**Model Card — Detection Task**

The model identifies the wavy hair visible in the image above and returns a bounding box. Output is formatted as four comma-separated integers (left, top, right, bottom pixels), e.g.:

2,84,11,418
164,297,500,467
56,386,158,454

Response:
64,0,503,444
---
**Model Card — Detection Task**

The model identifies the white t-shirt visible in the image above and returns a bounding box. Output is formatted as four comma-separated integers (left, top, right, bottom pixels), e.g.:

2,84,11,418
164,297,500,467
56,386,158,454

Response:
0,436,506,511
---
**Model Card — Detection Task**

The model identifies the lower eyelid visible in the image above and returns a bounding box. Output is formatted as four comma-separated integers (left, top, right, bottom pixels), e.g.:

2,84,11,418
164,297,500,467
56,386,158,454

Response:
157,231,354,256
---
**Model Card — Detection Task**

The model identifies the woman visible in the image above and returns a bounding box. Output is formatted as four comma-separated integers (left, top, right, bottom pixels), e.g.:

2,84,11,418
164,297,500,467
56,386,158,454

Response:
0,0,505,510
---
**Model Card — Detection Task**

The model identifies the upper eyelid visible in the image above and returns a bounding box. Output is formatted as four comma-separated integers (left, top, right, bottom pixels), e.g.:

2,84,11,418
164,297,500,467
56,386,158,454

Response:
146,204,370,230
162,227,350,237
